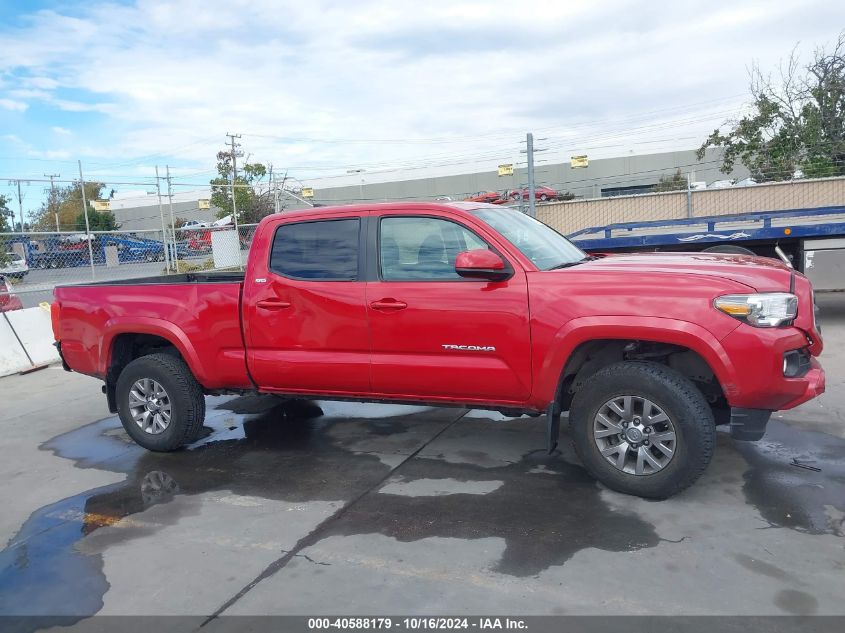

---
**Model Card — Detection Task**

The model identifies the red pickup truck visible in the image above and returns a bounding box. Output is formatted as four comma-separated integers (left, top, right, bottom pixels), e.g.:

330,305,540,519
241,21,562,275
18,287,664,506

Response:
52,202,825,498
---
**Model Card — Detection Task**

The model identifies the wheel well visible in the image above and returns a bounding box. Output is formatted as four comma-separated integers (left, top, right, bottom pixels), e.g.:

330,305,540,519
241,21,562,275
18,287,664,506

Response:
104,334,182,412
556,339,727,418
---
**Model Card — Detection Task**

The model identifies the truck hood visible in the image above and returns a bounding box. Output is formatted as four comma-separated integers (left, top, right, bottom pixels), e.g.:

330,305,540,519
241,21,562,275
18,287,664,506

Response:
574,252,793,292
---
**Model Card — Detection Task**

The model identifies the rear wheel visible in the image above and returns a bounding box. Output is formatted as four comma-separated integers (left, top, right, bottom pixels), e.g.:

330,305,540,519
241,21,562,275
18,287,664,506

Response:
116,353,206,451
569,361,715,499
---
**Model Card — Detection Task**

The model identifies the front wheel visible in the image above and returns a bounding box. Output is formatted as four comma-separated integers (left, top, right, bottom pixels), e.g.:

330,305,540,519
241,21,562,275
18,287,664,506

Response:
569,361,715,499
116,353,206,451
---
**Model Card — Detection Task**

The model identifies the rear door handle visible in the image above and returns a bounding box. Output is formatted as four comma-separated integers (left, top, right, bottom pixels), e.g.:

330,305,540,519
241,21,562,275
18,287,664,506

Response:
256,298,292,310
370,299,407,311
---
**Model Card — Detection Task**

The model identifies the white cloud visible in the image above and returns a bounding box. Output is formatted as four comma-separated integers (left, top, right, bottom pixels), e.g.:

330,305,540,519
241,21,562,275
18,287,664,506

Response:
51,126,72,135
0,98,28,111
0,0,843,181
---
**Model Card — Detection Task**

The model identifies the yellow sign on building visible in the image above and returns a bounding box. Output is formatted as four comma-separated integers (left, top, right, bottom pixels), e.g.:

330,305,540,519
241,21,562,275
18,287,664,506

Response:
570,155,589,168
91,200,111,211
497,164,514,176
302,187,314,198
198,199,210,209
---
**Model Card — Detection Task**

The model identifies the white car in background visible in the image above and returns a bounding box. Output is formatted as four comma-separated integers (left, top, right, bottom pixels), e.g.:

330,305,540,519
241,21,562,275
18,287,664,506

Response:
180,220,210,229
0,252,29,280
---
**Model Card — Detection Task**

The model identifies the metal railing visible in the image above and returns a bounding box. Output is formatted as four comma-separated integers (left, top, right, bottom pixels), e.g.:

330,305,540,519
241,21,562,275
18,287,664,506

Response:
1,224,258,309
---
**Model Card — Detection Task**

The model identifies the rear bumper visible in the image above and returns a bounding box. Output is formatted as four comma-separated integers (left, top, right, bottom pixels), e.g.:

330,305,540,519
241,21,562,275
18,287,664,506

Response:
54,341,72,372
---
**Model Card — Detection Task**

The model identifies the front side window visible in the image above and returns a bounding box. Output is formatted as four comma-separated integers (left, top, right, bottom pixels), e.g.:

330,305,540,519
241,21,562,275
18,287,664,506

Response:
270,218,359,280
380,216,489,281
471,207,587,270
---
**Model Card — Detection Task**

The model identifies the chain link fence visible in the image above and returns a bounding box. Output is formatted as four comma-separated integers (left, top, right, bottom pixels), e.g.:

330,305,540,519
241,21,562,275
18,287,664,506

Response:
4,175,845,310
538,175,845,235
1,224,258,309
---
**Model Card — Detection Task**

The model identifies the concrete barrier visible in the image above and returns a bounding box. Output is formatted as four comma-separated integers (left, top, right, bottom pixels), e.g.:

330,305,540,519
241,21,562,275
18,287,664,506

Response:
0,315,32,376
0,305,61,378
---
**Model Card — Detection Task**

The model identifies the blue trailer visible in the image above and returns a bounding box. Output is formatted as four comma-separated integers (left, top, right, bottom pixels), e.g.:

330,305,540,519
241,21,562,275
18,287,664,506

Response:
567,205,845,291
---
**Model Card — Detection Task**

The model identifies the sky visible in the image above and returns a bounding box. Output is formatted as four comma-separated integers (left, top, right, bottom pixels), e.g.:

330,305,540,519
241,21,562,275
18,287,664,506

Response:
1,0,844,218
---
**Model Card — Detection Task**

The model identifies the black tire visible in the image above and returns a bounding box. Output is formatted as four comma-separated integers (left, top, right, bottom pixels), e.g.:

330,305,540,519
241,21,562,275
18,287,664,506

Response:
116,353,206,452
569,361,715,499
703,244,756,256
540,194,548,201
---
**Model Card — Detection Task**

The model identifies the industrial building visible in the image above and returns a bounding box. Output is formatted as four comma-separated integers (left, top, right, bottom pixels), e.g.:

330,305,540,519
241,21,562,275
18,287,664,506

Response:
110,148,744,231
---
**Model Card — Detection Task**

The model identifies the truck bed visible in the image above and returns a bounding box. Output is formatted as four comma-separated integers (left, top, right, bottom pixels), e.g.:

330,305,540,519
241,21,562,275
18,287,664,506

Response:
53,272,251,390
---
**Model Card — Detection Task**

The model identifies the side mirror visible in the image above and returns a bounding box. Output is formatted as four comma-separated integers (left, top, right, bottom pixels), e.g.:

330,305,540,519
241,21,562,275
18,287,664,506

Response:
455,249,512,281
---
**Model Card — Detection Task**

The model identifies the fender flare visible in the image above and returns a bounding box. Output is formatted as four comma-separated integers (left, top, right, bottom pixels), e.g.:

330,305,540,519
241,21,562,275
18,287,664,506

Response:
99,316,208,386
535,316,739,405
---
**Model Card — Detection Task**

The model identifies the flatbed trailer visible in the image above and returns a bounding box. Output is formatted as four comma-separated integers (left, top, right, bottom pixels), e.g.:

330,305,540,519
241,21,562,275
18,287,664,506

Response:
566,205,845,291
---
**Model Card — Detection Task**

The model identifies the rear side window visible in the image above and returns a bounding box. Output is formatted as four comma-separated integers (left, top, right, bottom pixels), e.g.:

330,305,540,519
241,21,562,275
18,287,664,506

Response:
270,218,360,280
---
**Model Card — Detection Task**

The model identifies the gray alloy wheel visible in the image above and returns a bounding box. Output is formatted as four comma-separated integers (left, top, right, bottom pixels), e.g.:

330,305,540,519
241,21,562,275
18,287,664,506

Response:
593,395,677,475
128,378,172,434
116,353,206,452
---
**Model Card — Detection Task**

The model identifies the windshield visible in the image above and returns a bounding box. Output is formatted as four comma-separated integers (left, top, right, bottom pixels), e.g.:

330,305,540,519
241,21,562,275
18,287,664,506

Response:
470,207,588,270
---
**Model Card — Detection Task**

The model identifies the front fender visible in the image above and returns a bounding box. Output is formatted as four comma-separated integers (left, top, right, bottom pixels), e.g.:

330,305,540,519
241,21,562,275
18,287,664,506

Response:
100,316,208,386
534,316,739,406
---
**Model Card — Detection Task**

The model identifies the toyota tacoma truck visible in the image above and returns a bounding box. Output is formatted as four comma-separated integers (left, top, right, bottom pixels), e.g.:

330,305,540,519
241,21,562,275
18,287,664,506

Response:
51,202,825,498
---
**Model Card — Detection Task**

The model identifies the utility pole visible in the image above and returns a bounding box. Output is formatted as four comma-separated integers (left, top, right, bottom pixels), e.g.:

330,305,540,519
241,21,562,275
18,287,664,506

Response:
44,173,60,231
686,172,693,218
16,180,25,232
78,161,96,280
526,133,536,218
519,132,548,218
269,163,280,215
165,166,177,270
226,133,242,235
155,166,171,272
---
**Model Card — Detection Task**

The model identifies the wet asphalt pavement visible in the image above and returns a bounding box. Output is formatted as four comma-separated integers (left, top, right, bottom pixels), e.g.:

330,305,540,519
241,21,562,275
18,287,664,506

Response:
1,297,844,625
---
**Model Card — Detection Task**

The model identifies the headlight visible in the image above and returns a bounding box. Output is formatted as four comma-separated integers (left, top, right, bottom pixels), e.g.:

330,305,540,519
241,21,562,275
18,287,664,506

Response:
714,292,798,327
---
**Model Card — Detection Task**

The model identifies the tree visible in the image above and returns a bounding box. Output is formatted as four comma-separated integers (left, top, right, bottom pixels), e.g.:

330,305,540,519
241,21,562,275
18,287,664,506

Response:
75,209,118,232
0,194,13,232
30,182,110,231
698,32,845,181
653,169,688,192
210,150,275,224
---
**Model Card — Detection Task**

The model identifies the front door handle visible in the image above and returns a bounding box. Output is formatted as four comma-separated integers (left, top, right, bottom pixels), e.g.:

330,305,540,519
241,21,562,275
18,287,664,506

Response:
256,298,292,310
370,299,407,311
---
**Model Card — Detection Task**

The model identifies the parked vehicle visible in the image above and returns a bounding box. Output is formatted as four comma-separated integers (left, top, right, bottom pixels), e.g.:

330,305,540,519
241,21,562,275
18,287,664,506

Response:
52,202,825,498
0,252,29,279
0,275,23,312
180,220,209,229
568,206,845,291
465,191,503,204
509,186,559,201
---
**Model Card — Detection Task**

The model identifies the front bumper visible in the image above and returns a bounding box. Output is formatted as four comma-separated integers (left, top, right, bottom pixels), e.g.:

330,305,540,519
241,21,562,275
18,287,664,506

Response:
720,325,825,411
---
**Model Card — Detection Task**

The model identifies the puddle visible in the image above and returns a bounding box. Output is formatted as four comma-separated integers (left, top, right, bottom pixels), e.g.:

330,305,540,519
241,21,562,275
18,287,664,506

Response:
735,420,845,535
321,446,660,577
8,398,842,621
0,396,445,623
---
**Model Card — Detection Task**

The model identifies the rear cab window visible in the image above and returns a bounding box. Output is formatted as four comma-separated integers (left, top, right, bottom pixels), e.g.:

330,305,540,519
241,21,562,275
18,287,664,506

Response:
270,218,360,280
